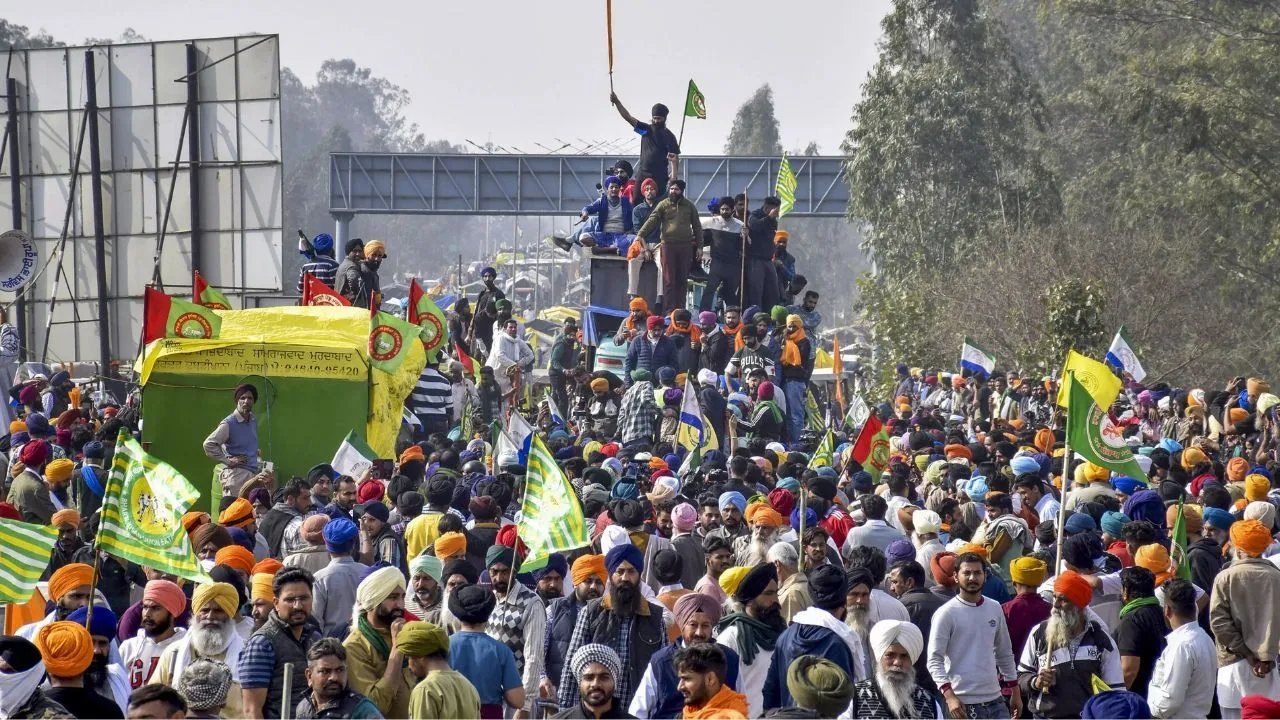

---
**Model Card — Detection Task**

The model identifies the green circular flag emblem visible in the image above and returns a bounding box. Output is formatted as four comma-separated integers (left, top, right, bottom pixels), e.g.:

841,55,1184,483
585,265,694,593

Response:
419,313,445,352
370,323,404,362
121,467,181,548
174,312,214,339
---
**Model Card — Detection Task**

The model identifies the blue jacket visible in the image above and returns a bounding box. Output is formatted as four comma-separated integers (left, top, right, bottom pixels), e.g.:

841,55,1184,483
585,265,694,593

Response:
582,195,634,233
645,641,740,719
624,335,677,384
763,621,856,712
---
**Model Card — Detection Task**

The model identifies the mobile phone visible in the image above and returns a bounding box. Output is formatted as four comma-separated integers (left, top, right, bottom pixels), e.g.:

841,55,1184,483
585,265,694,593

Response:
264,461,275,475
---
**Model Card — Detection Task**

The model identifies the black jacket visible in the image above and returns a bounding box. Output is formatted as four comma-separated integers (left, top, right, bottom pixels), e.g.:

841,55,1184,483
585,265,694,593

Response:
746,209,778,259
699,328,731,376
899,587,947,693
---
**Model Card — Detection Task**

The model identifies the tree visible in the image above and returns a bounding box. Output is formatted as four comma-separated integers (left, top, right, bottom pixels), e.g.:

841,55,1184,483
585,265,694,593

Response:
724,84,783,156
0,20,62,50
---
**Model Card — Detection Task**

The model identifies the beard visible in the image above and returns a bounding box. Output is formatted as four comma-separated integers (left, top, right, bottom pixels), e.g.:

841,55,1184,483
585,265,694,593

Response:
754,603,787,632
142,615,173,638
375,605,401,627
537,586,561,603
1046,604,1085,650
876,666,920,719
611,582,638,614
746,533,777,564
189,620,233,657
847,606,870,640
84,654,110,689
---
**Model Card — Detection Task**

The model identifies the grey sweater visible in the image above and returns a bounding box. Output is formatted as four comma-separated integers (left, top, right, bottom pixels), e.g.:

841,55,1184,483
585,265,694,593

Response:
927,595,1017,704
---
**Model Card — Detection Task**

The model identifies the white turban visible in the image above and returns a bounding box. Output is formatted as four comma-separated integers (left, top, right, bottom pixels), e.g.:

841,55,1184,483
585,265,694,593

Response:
697,368,718,387
869,620,924,664
599,525,630,556
353,566,406,621
912,510,941,536
1243,500,1277,530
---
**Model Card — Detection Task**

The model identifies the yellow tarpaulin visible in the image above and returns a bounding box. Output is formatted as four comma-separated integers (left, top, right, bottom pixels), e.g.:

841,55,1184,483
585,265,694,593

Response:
814,347,833,370
135,306,425,457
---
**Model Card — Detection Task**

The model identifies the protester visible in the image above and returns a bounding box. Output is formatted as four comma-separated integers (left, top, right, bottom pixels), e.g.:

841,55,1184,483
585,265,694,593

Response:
448,584,525,718
152,582,245,717
343,566,415,718
1209,518,1280,714
37,620,125,719
628,592,738,719
238,567,323,719
120,580,188,690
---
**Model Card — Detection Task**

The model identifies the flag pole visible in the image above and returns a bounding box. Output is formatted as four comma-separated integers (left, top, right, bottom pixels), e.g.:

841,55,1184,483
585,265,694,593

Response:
1054,372,1075,577
605,0,615,94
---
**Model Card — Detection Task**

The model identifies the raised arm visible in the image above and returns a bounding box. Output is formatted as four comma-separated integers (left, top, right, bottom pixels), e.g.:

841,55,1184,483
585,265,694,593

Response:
610,92,638,126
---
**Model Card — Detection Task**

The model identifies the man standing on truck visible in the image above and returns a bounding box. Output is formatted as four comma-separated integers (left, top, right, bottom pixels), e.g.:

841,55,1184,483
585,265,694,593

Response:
610,92,681,205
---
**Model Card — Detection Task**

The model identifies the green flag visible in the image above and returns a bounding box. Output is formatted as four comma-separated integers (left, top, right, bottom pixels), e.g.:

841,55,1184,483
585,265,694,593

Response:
518,435,589,566
1066,371,1149,479
369,310,420,374
0,519,60,603
804,387,825,433
776,153,797,217
99,430,208,583
684,79,706,119
809,429,835,470
1171,497,1193,581
408,278,449,355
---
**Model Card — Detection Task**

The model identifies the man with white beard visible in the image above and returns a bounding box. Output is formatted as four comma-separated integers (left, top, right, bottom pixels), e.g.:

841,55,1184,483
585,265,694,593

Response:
1016,571,1123,719
845,567,877,679
733,504,785,566
842,620,942,719
154,582,246,718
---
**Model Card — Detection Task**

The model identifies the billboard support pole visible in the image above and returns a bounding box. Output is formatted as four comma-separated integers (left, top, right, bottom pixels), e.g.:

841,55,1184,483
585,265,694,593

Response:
84,51,113,380
186,43,202,277
6,78,27,360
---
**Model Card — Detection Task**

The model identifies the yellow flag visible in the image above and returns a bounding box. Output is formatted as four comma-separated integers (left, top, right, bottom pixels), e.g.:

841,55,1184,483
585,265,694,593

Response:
1056,349,1122,410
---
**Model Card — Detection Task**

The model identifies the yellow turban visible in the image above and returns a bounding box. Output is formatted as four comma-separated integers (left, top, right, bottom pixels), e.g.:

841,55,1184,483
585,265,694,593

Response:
192,582,241,617
396,621,449,657
435,531,467,559
35,621,93,677
8,420,25,434
48,563,94,602
1181,447,1207,470
1135,544,1174,585
250,573,276,603
1245,474,1270,502
1230,519,1273,557
363,239,386,256
1009,557,1046,587
718,566,751,597
1082,463,1109,484
745,503,784,528
51,509,80,529
44,458,74,483
590,378,609,393
571,554,607,586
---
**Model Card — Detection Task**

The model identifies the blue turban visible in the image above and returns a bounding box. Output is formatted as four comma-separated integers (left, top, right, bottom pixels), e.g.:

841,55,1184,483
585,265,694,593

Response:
1081,691,1150,719
1112,476,1146,496
1158,438,1182,454
603,175,621,188
480,266,496,278
553,446,577,461
1123,489,1167,528
1100,511,1128,538
324,517,359,553
777,477,800,492
533,553,568,581
702,450,727,469
816,466,838,479
1251,465,1273,482
312,233,334,253
459,449,481,463
719,492,746,514
849,471,874,492
605,543,644,574
1033,452,1052,477
707,197,721,214
1065,512,1097,535
658,366,677,384
611,480,639,500
790,507,818,531
67,605,118,639
966,475,989,503
1010,455,1041,477
226,526,254,551
1203,507,1236,531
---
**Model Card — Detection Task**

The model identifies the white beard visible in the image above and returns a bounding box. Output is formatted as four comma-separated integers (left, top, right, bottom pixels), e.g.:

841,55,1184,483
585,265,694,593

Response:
876,666,920,719
189,620,233,657
746,533,778,564
1045,605,1085,654
847,606,871,641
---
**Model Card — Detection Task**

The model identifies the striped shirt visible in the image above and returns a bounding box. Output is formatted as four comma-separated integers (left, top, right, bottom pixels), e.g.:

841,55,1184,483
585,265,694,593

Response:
407,367,452,425
296,255,339,292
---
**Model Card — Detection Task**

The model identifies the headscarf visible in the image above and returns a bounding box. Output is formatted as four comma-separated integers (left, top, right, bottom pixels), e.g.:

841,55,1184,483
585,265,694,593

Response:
570,643,622,683
571,554,608,586
34,621,93,677
869,620,924,663
144,580,188,618
192,582,240,618
218,498,254,529
1053,571,1093,609
786,656,853,718
214,546,255,576
1231,519,1272,557
48,564,94,602
673,592,723,627
396,621,449,657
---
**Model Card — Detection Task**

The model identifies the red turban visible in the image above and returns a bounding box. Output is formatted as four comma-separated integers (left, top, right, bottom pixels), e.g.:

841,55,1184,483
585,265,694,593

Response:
1053,570,1093,610
767,488,795,517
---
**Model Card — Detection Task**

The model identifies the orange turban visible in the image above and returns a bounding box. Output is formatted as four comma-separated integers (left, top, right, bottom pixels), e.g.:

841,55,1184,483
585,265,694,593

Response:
51,509,80,529
571,554,608,586
214,545,255,576
44,458,74,483
399,445,426,465
1228,408,1249,424
1180,447,1207,469
218,498,255,528
1034,428,1054,455
943,444,972,461
35,621,93,677
48,563,94,602
745,503,784,528
1134,544,1173,585
1226,457,1249,483
1230,519,1273,557
957,544,989,561
1167,504,1203,535
1053,570,1093,609
435,532,467,559
182,511,211,533
629,297,649,312
252,558,283,576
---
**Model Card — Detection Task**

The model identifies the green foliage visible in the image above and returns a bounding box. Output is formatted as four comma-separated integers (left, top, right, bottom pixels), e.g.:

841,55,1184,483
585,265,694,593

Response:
724,84,783,156
0,20,61,50
1038,279,1106,371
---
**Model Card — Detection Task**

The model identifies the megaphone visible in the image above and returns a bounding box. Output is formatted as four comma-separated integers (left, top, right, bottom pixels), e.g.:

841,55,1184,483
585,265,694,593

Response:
0,230,37,293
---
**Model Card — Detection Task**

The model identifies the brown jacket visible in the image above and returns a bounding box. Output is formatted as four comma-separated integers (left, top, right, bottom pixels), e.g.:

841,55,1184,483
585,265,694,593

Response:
1209,555,1280,666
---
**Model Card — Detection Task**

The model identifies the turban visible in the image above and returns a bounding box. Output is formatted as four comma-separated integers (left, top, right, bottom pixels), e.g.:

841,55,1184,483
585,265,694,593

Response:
66,605,117,640
357,480,384,505
486,545,517,570
533,553,569,581
7,420,24,434
448,584,495,624
1010,455,1041,477
1064,512,1097,535
250,573,275,603
214,546,255,576
786,656,854,718
182,512,210,533
930,552,958,587
605,543,643,574
44,459,74,483
943,444,972,461
571,554,608,586
48,563,94,602
359,500,390,524
35,621,93,677
808,477,838,502
912,510,941,536
1062,533,1103,570
1101,511,1128,538
1135,544,1174,585
233,383,257,401
1081,462,1109,484
628,297,648,312
356,566,407,613
191,523,232,552
1244,501,1277,529
1227,457,1250,483
1123,490,1167,528
1166,504,1203,535
869,620,925,664
1232,518,1273,556
719,566,751,597
252,559,283,576
766,488,796,518
671,503,698,533
1247,377,1271,397
362,239,385,256
50,509,80,529
396,621,450,657
645,315,664,331
733,563,778,603
1245,474,1270,502
323,517,359,553
1009,557,1047,587
1053,571,1093,609
218,498,254,529
719,492,747,514
144,580,187,618
777,476,801,492
19,440,49,467
1113,476,1145,497
588,377,610,394
434,531,467,559
1204,507,1236,531
957,543,989,561
410,555,444,584
885,540,916,568
808,564,849,610
301,515,329,544
570,643,622,684
1081,690,1151,719
745,503,784,528
192,582,240,618
674,592,723,629
1181,447,1207,469
442,559,479,586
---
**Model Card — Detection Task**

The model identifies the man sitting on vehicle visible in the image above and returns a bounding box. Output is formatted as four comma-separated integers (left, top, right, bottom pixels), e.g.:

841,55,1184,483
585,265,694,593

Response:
579,176,635,254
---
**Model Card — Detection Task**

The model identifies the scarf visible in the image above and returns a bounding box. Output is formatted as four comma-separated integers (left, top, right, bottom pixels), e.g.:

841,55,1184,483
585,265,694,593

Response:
667,322,702,344
0,660,45,718
792,607,868,682
755,400,784,426
780,328,807,367
683,684,749,720
1119,595,1160,618
716,612,781,665
357,614,393,662
724,323,743,351
80,464,104,497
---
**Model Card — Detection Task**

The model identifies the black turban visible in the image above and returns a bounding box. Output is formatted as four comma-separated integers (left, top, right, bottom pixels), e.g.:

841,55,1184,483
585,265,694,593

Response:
808,477,837,502
651,103,669,118
449,584,496,624
611,499,646,529
734,563,778,603
442,558,479,585
809,564,848,610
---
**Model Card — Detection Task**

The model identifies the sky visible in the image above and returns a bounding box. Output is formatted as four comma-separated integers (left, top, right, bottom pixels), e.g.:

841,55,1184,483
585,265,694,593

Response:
9,0,893,156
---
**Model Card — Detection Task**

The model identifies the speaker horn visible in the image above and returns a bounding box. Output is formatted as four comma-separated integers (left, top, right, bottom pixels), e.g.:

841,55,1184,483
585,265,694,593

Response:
0,230,38,293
